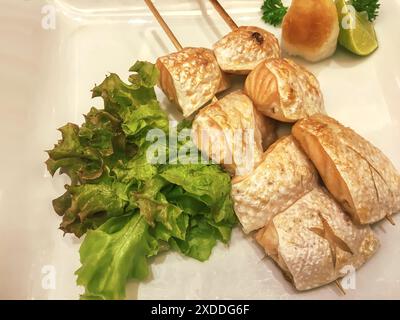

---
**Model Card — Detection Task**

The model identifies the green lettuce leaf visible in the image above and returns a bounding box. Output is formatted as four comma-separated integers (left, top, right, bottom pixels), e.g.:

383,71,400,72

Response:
122,101,168,144
160,164,235,221
91,61,167,149
135,176,189,240
129,61,160,88
55,177,130,237
79,107,122,157
46,61,237,300
169,218,219,262
92,64,158,120
76,214,158,300
160,164,236,259
46,123,104,185
111,148,158,186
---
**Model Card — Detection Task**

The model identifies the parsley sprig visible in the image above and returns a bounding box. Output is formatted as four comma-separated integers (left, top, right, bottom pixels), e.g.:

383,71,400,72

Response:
261,0,288,27
352,0,380,21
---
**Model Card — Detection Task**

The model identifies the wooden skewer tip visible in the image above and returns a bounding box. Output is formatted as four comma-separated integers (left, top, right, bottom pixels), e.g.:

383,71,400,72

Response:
335,280,346,295
144,0,183,51
144,0,220,106
209,0,238,31
386,215,396,226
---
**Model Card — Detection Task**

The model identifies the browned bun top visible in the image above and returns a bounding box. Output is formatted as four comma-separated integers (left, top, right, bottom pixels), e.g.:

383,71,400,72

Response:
282,0,338,50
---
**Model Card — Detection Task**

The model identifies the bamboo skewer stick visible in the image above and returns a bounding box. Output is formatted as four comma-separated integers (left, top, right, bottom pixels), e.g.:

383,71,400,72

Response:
144,0,218,103
335,280,346,295
386,215,396,226
209,0,238,31
144,0,183,51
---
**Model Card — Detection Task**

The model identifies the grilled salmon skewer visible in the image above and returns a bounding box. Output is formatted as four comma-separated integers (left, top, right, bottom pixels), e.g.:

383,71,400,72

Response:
256,186,380,291
209,0,280,74
192,90,277,177
156,48,230,117
231,136,319,233
145,0,276,175
232,135,379,293
293,114,400,225
145,0,230,118
244,58,326,123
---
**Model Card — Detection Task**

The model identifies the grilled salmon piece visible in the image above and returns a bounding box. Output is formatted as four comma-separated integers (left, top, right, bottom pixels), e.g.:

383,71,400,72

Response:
213,26,280,75
293,114,400,224
256,186,379,291
192,90,276,176
244,58,325,122
156,47,230,117
231,135,318,233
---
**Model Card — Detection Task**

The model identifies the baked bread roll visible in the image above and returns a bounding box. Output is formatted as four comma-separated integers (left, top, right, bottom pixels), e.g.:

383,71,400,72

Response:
244,58,325,123
256,186,380,291
293,114,400,224
156,47,230,117
282,0,339,62
192,90,276,176
231,135,318,233
213,26,280,75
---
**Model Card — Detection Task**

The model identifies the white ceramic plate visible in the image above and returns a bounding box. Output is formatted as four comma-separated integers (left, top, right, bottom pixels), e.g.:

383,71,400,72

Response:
1,0,400,300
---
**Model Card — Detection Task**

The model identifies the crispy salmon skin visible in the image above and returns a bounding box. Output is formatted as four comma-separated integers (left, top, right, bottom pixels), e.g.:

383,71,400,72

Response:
293,114,400,224
256,187,380,291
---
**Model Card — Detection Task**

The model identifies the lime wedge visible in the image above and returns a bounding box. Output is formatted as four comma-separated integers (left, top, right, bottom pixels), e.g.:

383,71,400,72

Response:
336,0,378,56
